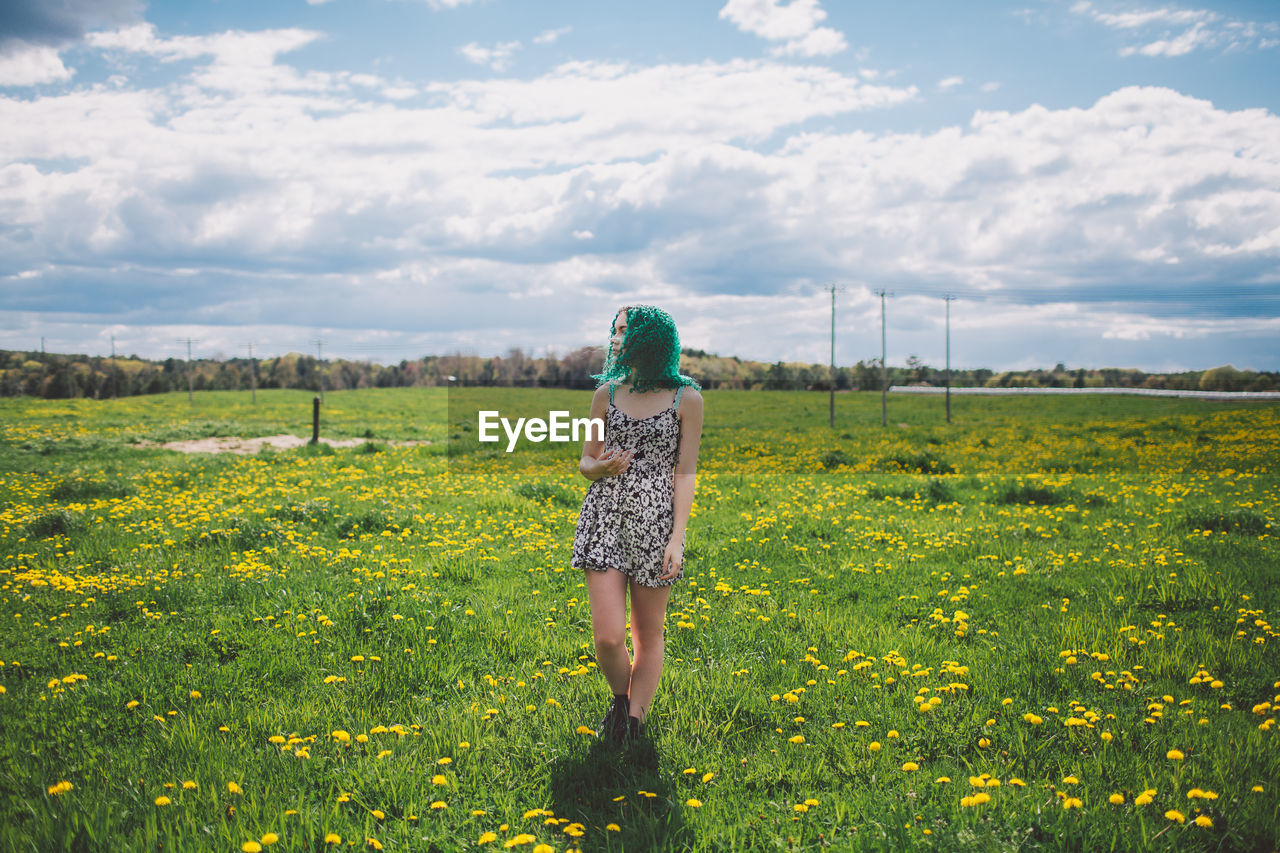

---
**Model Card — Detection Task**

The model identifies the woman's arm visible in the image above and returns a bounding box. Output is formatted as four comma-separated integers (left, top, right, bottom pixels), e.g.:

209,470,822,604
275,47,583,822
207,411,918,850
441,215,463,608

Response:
579,383,632,481
662,388,703,578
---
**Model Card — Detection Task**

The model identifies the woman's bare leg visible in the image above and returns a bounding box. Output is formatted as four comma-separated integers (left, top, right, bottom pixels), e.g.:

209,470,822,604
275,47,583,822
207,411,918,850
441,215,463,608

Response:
626,579,672,721
584,568,632,696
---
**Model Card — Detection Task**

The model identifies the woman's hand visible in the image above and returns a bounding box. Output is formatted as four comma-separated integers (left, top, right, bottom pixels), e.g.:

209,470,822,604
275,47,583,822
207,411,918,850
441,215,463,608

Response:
584,447,634,481
659,537,683,581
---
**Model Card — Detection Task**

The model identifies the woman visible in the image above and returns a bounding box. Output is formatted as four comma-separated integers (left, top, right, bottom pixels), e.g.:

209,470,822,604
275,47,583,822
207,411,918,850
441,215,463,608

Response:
571,305,704,745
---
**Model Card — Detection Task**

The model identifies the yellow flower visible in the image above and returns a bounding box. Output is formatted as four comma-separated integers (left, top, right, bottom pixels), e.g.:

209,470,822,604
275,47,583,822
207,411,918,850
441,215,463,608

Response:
935,777,951,784
154,796,171,806
686,798,702,807
331,730,351,743
227,782,243,795
788,735,805,744
503,834,536,848
1165,809,1186,823
702,772,714,783
606,824,620,832
478,832,498,844
575,726,594,735
377,750,392,759
371,810,384,820
1062,797,1082,809
1251,785,1264,793
532,846,553,853
126,700,139,709
356,734,369,743
47,781,73,796
804,799,819,806
793,804,809,812
325,834,341,845
868,741,881,752
1063,775,1079,785
189,690,201,699
887,730,899,738
1024,713,1043,725
902,762,919,772
1194,816,1213,828
1166,749,1184,760
351,655,364,662
260,833,279,846
432,774,447,786
437,757,452,765
430,801,447,809
366,839,383,851
1109,793,1124,805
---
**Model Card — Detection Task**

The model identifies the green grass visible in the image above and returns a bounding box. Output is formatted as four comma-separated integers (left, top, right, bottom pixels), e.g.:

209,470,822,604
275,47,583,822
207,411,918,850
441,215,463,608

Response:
0,388,1277,851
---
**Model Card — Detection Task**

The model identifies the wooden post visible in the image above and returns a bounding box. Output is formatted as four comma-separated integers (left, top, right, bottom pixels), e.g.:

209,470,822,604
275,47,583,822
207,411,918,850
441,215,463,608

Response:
312,396,321,444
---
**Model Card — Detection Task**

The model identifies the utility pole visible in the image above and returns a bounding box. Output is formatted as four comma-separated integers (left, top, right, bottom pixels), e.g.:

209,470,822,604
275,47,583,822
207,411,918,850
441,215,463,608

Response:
110,335,117,398
828,284,838,428
245,342,257,404
875,290,889,426
944,295,956,424
312,338,327,402
177,338,198,402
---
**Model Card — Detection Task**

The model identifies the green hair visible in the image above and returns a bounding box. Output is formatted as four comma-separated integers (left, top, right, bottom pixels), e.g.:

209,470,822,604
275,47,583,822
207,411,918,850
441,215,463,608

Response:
594,305,700,394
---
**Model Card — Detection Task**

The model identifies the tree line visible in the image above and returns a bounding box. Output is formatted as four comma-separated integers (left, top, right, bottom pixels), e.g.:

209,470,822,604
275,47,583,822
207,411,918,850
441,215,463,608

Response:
2,347,1276,399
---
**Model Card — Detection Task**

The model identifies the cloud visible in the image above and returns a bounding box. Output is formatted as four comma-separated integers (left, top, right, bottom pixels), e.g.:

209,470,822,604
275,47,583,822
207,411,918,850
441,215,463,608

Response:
719,0,848,57
459,40,522,71
1071,1,1280,56
938,76,964,91
0,0,141,51
2,23,1278,369
0,43,74,86
534,27,571,45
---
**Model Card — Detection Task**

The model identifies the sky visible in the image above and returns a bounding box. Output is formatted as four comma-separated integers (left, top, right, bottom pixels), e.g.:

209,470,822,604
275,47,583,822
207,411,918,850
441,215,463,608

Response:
1,0,1278,373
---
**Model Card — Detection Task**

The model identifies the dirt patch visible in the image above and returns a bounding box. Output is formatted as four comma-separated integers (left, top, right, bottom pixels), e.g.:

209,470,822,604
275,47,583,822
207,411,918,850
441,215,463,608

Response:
143,435,430,455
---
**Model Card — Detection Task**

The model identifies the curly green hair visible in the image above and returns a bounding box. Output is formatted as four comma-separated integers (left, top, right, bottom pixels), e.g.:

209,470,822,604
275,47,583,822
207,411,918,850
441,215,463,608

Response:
594,305,700,394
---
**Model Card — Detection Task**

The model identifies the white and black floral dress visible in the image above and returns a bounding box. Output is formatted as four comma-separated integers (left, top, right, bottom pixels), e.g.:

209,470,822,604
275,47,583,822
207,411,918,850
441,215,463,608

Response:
572,383,684,588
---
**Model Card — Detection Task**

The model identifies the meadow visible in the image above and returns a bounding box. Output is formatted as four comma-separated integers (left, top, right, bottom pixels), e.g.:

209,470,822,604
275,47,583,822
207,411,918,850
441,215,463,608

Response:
0,387,1277,852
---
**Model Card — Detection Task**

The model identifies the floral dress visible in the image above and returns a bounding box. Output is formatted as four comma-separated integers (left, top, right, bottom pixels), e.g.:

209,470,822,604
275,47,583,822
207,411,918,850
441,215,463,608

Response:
571,384,684,587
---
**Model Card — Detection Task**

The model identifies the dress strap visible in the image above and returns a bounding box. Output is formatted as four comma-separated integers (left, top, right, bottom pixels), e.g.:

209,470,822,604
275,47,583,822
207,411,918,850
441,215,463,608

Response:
674,385,684,411
609,383,616,405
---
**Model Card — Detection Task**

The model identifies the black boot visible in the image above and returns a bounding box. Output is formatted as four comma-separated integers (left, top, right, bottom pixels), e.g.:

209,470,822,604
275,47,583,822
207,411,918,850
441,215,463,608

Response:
626,715,645,744
597,695,630,745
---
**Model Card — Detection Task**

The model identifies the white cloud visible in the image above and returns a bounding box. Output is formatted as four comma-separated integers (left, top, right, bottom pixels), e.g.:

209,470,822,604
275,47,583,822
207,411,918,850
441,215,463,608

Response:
425,0,479,8
719,0,847,57
1072,1,1280,56
938,76,964,91
3,24,1279,369
459,40,521,71
0,43,74,86
534,27,571,45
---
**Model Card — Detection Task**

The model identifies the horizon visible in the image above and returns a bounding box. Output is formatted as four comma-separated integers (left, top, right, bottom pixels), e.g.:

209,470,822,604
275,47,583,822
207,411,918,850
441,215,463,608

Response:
2,0,1278,372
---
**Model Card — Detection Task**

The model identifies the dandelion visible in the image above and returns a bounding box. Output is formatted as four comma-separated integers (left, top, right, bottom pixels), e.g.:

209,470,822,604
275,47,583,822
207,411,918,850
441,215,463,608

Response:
532,846,553,853
902,762,919,772
935,777,951,784
325,834,341,845
430,801,447,810
366,840,383,851
1109,793,1124,805
371,810,384,820
1166,749,1184,760
377,750,392,759
794,804,809,813
869,741,881,752
182,780,197,790
47,781,73,796
1165,809,1186,823
242,843,262,853
1194,816,1213,827
331,730,351,744
189,690,201,699
261,833,279,846
888,730,899,738
503,834,536,847
1062,797,1082,809
478,832,498,844
606,824,620,832
154,796,171,806
788,735,805,744
227,782,243,795
575,726,594,735
702,772,714,783
1063,775,1079,785
432,774,447,786
1024,713,1043,725
1251,785,1264,793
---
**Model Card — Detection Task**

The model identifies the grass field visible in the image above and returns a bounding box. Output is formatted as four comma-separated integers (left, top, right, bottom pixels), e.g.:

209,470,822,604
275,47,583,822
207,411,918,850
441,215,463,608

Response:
1,388,1277,851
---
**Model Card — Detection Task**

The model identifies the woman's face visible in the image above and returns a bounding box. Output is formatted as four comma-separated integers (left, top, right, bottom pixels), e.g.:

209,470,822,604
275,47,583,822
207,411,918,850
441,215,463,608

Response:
609,309,628,356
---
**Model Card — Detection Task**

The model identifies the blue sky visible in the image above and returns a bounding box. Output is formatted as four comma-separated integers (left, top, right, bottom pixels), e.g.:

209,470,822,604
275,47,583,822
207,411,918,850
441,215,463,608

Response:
1,0,1278,372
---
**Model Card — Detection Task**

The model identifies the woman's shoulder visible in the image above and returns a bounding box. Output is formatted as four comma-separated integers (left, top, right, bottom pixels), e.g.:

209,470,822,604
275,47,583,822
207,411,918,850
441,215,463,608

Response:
677,385,703,409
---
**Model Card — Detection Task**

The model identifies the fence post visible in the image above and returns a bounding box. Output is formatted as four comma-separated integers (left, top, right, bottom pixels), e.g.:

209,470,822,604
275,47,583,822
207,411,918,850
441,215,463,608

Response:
312,396,321,444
